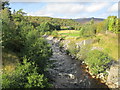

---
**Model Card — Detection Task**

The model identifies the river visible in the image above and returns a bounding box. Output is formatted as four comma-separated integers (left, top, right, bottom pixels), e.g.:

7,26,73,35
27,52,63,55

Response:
46,37,109,89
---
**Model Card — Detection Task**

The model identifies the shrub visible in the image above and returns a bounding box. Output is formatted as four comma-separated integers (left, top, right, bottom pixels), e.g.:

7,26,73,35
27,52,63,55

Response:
77,45,91,61
51,30,58,37
80,24,96,37
85,50,112,75
68,41,78,56
45,31,51,35
24,30,52,72
2,58,51,88
40,22,54,32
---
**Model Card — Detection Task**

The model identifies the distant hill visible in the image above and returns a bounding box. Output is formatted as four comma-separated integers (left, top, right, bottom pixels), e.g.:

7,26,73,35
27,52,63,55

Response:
25,16,81,26
73,18,104,24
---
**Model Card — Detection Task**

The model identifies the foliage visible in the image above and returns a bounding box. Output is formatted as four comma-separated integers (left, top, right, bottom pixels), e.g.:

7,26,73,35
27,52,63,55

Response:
2,2,52,88
24,30,52,72
85,50,112,75
37,22,60,34
68,41,78,55
39,22,55,32
45,31,51,35
77,45,91,60
52,24,61,30
95,33,118,60
96,21,107,33
74,25,81,30
13,9,26,22
51,30,58,37
26,16,80,28
80,24,96,37
2,1,10,9
1,8,24,52
2,58,51,88
107,16,118,33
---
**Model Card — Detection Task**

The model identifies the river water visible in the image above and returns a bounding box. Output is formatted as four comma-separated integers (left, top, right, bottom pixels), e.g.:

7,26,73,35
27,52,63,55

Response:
46,38,109,89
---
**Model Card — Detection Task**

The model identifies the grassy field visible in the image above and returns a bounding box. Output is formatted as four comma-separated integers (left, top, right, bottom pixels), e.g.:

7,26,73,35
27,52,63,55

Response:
56,30,118,61
58,30,80,37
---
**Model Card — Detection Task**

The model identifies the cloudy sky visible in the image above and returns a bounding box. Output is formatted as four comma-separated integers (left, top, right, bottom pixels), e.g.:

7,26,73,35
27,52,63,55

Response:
10,1,118,19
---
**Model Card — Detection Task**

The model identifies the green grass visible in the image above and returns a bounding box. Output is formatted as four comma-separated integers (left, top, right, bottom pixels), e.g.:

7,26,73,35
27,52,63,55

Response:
92,33,118,61
59,32,80,37
58,30,80,37
56,30,118,61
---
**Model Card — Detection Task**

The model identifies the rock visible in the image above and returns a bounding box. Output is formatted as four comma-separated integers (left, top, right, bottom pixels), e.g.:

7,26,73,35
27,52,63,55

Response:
106,64,119,88
68,74,75,79
46,36,54,40
46,36,110,88
75,39,93,47
96,73,104,79
91,46,103,50
58,73,63,76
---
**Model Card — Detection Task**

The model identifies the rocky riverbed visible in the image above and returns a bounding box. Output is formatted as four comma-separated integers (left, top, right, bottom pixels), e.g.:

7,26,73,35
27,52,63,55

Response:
45,36,110,88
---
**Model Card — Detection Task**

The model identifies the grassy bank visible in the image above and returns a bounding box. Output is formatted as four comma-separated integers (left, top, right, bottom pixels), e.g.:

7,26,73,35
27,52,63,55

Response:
56,30,118,61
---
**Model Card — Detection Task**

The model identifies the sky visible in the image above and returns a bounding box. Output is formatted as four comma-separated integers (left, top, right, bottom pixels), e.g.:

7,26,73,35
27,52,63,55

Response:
9,1,118,19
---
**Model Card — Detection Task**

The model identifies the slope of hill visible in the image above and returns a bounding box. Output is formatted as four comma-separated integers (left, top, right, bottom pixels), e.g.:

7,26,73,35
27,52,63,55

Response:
73,18,104,24
25,16,81,26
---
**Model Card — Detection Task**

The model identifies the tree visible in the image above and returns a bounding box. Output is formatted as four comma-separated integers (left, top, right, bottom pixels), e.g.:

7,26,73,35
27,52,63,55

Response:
96,21,106,34
107,16,118,33
13,9,26,22
38,22,56,32
24,30,52,72
90,18,94,25
1,1,10,9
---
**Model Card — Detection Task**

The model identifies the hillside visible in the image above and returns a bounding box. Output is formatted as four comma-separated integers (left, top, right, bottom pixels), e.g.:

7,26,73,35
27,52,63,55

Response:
73,18,104,24
25,16,81,26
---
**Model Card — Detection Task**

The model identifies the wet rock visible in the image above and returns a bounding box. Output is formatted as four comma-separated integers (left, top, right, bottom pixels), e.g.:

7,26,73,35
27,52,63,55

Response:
68,74,75,79
58,73,63,76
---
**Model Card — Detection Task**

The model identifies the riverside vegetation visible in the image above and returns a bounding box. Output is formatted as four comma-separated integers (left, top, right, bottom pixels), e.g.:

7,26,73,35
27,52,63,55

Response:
1,1,119,89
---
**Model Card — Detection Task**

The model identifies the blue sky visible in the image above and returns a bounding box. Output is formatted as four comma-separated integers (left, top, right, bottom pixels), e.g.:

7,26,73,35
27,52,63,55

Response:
10,2,118,19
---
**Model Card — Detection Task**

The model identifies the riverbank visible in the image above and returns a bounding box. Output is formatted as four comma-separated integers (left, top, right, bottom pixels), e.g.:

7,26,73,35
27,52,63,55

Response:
45,35,110,88
45,35,119,89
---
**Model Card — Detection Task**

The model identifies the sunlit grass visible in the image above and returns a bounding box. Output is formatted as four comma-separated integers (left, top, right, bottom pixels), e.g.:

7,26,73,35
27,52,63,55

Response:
2,49,19,73
58,30,80,37
57,30,118,61
93,33,118,61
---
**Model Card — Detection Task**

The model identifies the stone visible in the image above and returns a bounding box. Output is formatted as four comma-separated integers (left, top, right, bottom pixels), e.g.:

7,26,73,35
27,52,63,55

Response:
68,74,75,79
106,64,119,88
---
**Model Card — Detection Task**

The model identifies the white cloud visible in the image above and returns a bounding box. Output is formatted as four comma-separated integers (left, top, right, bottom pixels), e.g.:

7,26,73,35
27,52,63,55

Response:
85,3,109,12
28,3,85,16
45,3,84,14
27,10,54,17
28,2,110,18
108,3,118,12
